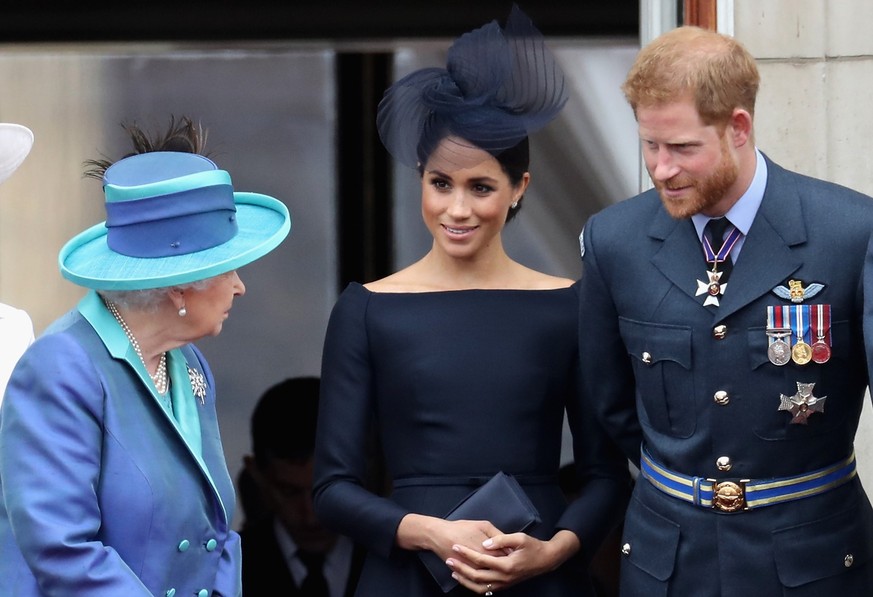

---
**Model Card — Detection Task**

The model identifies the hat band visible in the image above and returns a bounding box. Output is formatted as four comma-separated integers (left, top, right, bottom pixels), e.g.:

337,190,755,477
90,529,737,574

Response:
105,169,232,202
105,177,239,258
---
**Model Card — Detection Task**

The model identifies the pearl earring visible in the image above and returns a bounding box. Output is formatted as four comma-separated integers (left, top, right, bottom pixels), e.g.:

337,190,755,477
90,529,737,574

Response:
178,306,187,317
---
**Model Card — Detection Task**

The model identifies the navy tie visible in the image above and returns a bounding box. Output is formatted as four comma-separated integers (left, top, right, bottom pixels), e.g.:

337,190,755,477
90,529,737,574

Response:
297,550,329,597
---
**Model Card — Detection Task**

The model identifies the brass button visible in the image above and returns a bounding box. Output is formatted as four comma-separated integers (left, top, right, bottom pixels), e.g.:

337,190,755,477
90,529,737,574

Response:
713,390,729,405
713,324,727,339
716,456,732,471
845,554,854,567
641,352,652,365
621,543,631,556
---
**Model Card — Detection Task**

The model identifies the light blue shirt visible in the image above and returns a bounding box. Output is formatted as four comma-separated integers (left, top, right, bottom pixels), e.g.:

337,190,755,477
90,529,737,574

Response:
692,148,768,263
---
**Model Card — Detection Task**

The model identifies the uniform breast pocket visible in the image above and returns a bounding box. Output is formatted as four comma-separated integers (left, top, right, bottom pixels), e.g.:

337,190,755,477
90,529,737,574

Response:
748,320,852,440
619,317,695,438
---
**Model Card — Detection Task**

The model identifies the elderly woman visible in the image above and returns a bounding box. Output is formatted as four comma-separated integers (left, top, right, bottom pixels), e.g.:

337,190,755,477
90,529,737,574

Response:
0,121,290,596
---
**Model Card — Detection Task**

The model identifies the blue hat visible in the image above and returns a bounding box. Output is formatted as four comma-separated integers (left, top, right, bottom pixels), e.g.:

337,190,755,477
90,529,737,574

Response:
59,151,290,290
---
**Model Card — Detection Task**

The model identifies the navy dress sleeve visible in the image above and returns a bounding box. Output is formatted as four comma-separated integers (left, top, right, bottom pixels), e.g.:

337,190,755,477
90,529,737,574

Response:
313,284,410,559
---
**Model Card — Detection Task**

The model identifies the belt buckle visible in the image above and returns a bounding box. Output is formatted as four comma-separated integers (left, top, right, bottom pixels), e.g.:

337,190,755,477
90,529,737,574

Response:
708,478,749,512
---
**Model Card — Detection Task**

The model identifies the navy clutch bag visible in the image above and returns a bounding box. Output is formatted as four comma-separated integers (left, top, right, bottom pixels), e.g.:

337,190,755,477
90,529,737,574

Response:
418,471,542,593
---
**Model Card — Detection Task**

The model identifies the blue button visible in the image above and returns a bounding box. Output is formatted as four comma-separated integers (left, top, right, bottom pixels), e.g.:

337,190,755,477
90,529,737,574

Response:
165,589,176,597
197,590,208,597
177,540,190,552
205,538,218,552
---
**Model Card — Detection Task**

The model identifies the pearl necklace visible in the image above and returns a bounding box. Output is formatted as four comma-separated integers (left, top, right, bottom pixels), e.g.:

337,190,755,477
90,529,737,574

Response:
106,301,169,395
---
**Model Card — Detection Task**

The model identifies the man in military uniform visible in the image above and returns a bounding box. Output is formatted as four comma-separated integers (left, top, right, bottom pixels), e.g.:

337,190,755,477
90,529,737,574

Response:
578,26,873,594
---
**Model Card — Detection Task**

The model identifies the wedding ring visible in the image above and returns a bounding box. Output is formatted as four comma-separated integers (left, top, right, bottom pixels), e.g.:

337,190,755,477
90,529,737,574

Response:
485,584,494,596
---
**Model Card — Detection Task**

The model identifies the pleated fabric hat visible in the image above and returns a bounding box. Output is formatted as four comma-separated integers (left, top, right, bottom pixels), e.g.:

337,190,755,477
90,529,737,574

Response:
376,4,568,169
0,123,34,184
59,151,290,290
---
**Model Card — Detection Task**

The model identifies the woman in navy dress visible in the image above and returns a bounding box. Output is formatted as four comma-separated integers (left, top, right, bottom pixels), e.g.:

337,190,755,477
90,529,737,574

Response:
313,7,630,596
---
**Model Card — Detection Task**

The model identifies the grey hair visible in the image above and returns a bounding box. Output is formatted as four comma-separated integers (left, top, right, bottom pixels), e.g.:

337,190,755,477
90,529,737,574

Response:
99,279,212,313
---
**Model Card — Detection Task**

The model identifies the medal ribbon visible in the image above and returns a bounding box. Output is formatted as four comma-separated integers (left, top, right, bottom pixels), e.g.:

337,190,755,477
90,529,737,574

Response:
810,304,831,346
810,304,833,364
766,305,790,346
792,304,811,344
702,225,742,268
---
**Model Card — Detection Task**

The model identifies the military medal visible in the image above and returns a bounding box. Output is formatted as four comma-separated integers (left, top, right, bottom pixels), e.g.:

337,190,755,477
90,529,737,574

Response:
696,270,726,307
768,337,791,366
791,341,812,365
695,223,741,307
779,381,826,424
790,305,812,365
766,305,791,366
810,304,832,364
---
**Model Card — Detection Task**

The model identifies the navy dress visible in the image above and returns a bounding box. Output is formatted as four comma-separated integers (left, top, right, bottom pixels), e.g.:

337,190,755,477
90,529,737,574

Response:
313,282,629,596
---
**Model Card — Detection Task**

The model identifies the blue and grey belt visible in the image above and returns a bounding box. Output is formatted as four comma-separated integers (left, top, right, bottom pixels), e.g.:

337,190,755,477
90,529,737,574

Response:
640,447,856,512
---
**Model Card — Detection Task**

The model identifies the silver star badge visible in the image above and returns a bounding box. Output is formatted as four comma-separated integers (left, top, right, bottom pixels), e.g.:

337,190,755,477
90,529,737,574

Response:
779,382,826,424
696,270,727,306
187,366,207,405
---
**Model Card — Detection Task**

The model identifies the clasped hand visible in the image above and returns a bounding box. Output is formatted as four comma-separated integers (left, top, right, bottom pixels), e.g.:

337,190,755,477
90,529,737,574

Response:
397,513,578,594
438,519,556,593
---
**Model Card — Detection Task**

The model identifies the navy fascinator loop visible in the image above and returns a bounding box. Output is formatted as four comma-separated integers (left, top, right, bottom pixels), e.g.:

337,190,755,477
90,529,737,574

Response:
377,4,568,169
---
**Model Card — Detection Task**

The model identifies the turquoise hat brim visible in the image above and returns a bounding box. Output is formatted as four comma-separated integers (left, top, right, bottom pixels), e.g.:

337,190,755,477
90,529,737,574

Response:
59,192,291,290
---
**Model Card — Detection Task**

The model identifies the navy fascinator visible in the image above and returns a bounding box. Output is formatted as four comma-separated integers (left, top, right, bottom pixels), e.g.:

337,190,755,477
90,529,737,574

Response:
376,4,568,169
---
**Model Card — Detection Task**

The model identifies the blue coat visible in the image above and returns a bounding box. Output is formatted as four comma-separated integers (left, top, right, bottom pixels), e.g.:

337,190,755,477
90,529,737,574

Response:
0,293,241,596
578,156,873,595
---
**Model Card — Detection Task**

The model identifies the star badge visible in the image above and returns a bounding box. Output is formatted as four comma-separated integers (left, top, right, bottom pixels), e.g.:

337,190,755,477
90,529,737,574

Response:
696,270,726,306
779,381,826,424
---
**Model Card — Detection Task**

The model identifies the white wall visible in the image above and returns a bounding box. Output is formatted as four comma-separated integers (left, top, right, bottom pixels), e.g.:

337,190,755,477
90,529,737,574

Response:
733,0,873,490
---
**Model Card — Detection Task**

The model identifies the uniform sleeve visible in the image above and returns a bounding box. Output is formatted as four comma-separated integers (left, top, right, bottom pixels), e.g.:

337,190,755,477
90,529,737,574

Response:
312,284,410,559
555,280,632,564
578,216,644,465
0,334,153,595
864,233,873,407
558,365,632,562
